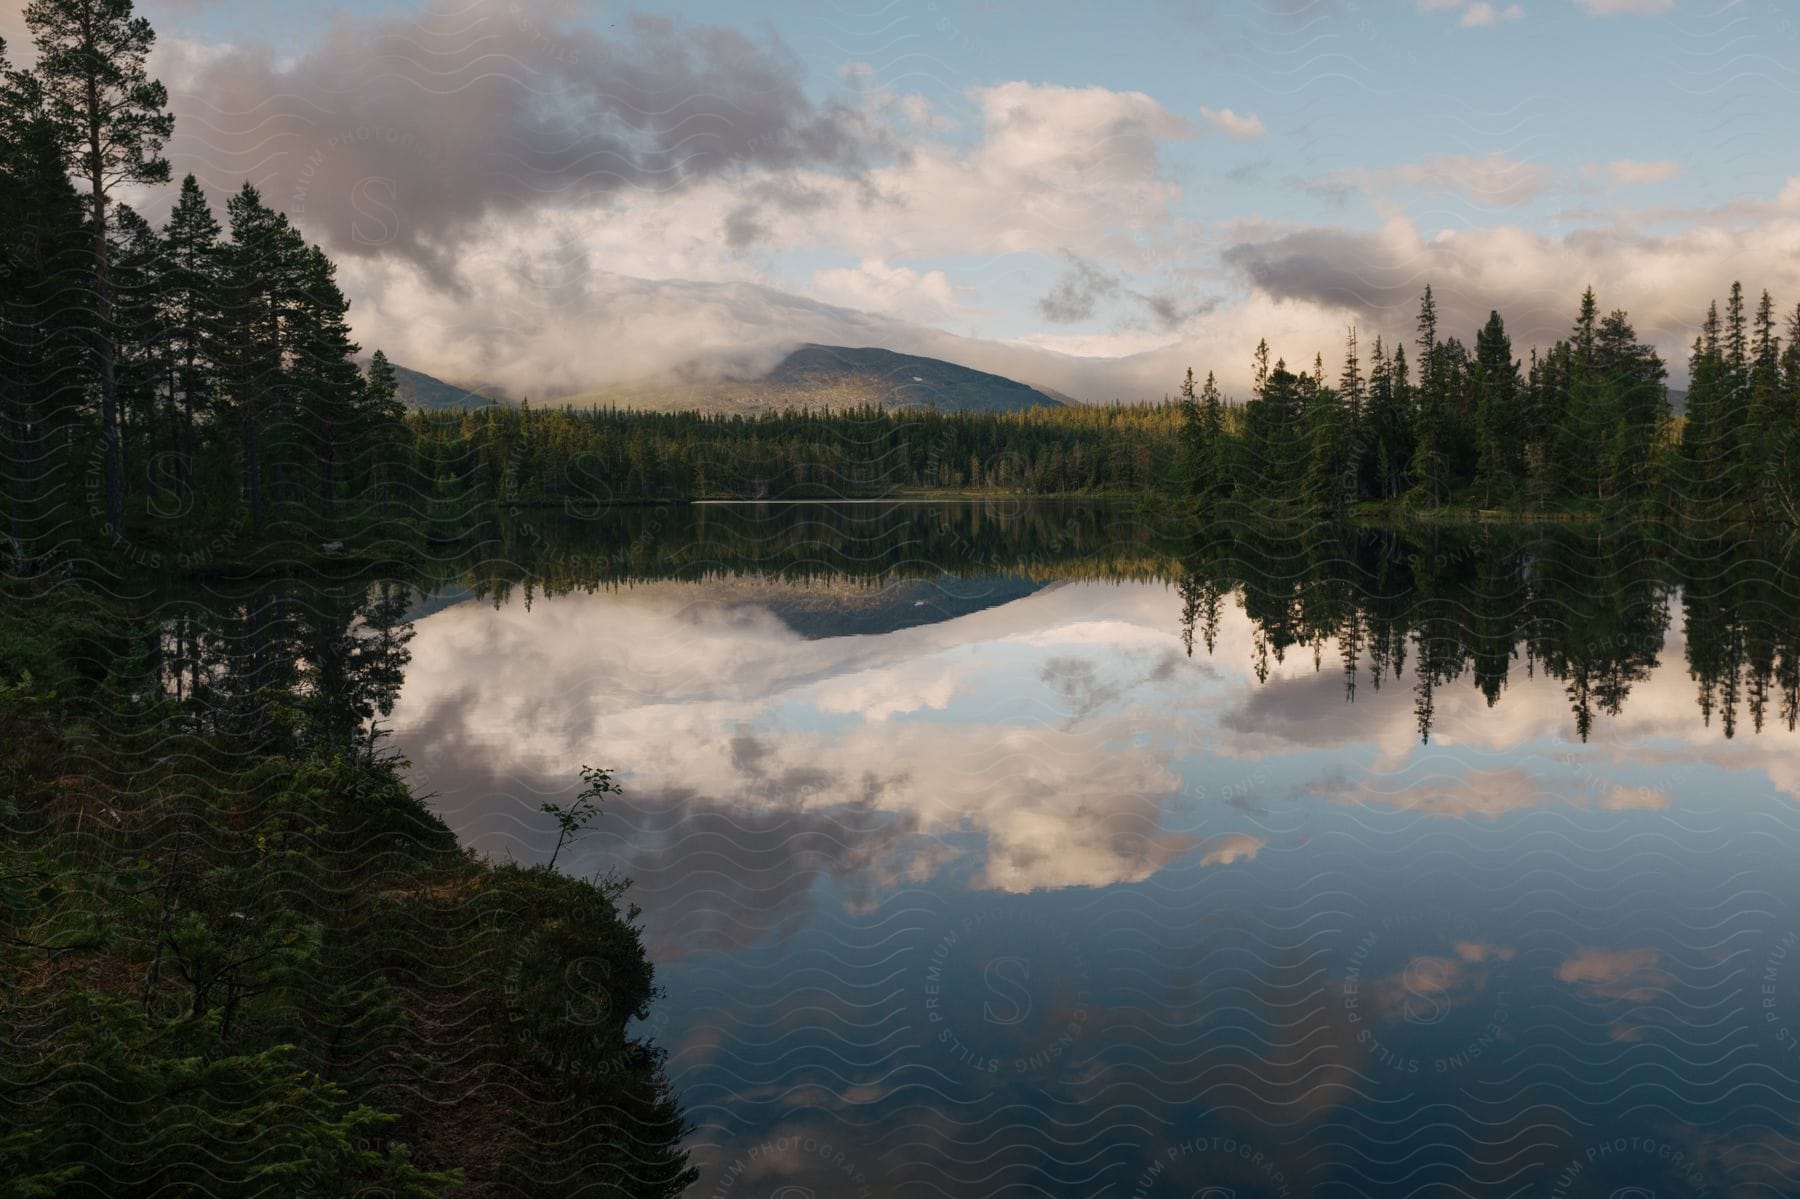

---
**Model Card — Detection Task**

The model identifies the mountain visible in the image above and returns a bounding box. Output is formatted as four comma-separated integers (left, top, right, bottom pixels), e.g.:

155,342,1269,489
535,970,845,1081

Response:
390,363,510,410
757,573,1051,639
556,344,1071,415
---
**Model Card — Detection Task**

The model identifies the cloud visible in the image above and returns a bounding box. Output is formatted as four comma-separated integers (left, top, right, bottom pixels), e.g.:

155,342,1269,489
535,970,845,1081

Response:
808,258,969,324
1358,941,1510,1022
1594,159,1682,185
1576,0,1672,13
160,11,1198,395
163,1,881,278
1417,0,1526,25
1453,941,1517,963
729,80,1195,263
1324,767,1558,820
1599,785,1671,811
335,253,897,400
813,657,965,722
1310,152,1553,207
1555,947,1669,1001
133,0,1788,413
390,579,1203,900
1038,257,1124,324
1310,766,1676,821
424,77,1196,272
1461,2,1526,25
1198,833,1265,866
1036,252,1217,332
1220,195,1800,383
1200,106,1267,140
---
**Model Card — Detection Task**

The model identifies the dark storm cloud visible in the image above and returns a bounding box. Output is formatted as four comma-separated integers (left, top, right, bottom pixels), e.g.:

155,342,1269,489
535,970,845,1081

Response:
167,0,881,277
1038,655,1123,722
1037,257,1122,323
1222,228,1425,317
1220,224,1582,353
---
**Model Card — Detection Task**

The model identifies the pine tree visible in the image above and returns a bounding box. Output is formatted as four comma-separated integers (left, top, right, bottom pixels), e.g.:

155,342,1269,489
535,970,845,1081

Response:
1411,286,1448,504
362,350,406,511
1725,281,1749,381
108,202,163,485
160,175,220,482
1363,336,1391,499
1198,371,1225,497
1245,352,1305,507
1744,289,1783,489
1362,336,1414,501
1302,370,1351,519
1572,286,1598,372
1339,325,1366,425
1337,325,1366,501
1594,307,1665,502
219,184,306,535
1774,303,1800,524
26,0,174,541
0,48,89,553
1472,310,1520,506
1522,348,1555,509
1177,366,1206,497
289,244,362,514
1682,295,1743,507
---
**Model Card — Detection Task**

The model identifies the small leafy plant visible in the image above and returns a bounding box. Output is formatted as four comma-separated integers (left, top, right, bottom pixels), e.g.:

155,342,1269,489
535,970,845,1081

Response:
541,765,619,871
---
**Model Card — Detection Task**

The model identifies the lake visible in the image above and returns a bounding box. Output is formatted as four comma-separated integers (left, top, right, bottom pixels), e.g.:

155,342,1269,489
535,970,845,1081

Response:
379,501,1800,1198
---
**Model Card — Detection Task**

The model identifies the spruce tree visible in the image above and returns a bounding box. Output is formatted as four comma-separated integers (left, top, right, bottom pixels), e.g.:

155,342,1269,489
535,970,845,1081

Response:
1572,286,1598,372
1177,366,1208,498
1302,370,1351,519
160,175,220,483
290,244,362,515
1411,286,1448,504
1472,310,1520,506
1745,289,1783,489
220,184,306,535
363,350,407,512
1198,371,1225,497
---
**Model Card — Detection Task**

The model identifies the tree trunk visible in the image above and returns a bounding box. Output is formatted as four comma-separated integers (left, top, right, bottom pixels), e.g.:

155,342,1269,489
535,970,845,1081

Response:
244,391,262,536
88,86,125,542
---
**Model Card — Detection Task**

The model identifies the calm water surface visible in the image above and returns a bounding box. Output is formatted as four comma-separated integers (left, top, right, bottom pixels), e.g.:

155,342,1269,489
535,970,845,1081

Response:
389,503,1800,1198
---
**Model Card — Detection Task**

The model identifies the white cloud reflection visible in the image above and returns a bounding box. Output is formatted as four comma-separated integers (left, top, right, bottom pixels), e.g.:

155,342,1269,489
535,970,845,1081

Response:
390,575,1799,937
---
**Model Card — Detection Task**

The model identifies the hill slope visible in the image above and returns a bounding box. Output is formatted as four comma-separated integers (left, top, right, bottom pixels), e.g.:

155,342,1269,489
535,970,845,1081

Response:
391,363,510,410
559,344,1071,415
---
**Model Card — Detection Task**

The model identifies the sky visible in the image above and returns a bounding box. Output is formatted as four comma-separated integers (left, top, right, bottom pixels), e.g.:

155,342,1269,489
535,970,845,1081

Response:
9,0,1799,400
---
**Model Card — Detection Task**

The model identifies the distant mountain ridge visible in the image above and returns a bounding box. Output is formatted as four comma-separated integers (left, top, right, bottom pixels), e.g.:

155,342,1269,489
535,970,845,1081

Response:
389,363,510,410
422,344,1072,415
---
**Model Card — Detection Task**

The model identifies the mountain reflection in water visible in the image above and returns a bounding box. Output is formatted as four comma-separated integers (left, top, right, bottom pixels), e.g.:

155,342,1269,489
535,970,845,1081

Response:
364,504,1798,1196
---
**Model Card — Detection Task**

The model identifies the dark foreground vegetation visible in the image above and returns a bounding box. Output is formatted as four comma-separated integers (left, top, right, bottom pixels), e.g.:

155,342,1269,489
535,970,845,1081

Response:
1,4,692,1195
0,571,693,1197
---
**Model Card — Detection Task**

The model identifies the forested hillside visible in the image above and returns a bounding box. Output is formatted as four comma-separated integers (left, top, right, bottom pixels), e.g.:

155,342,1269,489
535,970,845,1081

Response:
404,402,1180,503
